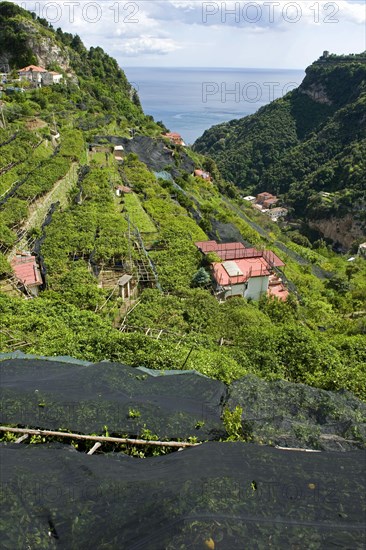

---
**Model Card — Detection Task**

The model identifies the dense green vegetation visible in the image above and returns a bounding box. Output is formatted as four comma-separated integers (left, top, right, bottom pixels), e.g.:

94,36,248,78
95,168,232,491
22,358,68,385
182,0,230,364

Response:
0,1,163,136
1,149,366,399
0,3,365,420
194,54,366,245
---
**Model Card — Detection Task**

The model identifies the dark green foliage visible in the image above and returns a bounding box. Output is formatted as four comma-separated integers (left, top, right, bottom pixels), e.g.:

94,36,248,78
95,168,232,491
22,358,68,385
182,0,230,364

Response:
192,267,210,287
0,2,37,67
194,54,366,227
0,251,11,275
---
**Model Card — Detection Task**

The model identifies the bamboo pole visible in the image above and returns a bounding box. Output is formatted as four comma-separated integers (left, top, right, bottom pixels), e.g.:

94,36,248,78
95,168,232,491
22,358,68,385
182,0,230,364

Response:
15,434,29,444
87,442,102,455
275,446,321,452
0,426,200,448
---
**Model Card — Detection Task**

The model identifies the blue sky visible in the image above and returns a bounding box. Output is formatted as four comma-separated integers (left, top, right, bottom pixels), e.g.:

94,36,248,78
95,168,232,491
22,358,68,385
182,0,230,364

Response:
15,1,366,68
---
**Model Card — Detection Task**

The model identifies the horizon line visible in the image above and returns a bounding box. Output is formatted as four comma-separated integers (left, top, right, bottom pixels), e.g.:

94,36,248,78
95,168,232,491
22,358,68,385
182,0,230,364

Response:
123,66,305,71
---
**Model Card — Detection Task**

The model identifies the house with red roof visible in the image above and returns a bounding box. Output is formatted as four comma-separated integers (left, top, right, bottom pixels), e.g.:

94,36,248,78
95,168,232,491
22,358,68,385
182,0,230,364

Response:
256,192,279,209
163,132,186,146
194,169,212,182
195,240,288,301
18,65,62,86
42,70,63,85
115,185,132,196
11,252,42,297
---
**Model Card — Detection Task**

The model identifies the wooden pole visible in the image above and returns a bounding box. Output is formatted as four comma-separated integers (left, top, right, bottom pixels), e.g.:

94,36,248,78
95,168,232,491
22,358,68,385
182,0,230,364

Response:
87,442,102,455
15,434,29,444
0,104,6,129
0,426,200,448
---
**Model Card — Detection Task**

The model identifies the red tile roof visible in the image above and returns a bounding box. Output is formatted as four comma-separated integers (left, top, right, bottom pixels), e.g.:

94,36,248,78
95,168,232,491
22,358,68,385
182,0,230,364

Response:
165,132,181,138
11,255,42,287
263,198,279,208
257,192,274,201
212,257,271,286
18,65,46,73
163,132,185,145
195,240,286,288
116,185,132,193
195,241,285,266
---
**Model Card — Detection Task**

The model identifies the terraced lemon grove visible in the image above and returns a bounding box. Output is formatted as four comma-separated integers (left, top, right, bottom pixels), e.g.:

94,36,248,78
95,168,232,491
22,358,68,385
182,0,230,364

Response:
0,0,365,403
0,122,365,400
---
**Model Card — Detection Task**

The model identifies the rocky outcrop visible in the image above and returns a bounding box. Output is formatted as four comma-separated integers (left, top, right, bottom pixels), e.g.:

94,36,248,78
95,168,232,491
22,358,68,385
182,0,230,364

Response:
308,214,366,249
18,20,71,71
95,135,195,177
299,82,333,105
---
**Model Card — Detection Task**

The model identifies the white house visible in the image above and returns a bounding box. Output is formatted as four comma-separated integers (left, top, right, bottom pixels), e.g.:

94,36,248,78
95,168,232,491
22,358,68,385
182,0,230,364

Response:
18,65,44,85
195,241,289,301
212,258,271,301
42,71,63,85
265,207,288,222
18,65,62,87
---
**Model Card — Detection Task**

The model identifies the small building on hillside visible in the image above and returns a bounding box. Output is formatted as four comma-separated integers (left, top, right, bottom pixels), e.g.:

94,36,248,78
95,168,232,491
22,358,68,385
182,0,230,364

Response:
194,169,212,182
18,65,45,85
118,274,133,300
195,240,288,301
18,65,63,87
242,195,256,202
114,145,124,161
115,185,132,197
265,207,288,221
11,252,42,297
256,192,278,209
256,192,273,204
358,242,366,258
163,132,186,146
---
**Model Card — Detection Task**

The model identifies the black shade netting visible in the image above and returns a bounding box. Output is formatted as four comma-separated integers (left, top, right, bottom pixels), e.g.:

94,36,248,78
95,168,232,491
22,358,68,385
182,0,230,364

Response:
227,375,366,451
0,442,365,549
0,359,226,440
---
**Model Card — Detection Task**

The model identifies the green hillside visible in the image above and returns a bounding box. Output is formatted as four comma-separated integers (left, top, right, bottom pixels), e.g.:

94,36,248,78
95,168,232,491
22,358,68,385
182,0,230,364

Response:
194,53,366,248
0,0,365,431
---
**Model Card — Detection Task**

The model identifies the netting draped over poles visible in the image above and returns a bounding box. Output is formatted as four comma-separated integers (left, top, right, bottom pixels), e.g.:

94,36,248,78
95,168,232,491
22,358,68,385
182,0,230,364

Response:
0,354,366,547
1,355,366,450
0,358,226,441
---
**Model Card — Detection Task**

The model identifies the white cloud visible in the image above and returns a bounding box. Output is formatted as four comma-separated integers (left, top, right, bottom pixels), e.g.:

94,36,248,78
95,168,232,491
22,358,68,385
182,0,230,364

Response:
12,0,366,66
114,36,180,56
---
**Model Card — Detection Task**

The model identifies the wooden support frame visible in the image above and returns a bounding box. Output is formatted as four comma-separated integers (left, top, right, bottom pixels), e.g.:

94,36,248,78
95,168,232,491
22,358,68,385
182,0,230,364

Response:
0,426,200,448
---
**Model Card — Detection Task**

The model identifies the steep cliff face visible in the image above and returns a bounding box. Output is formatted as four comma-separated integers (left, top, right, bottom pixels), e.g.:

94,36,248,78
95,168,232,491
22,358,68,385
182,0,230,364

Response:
299,82,332,105
0,2,71,71
18,19,71,71
308,214,366,250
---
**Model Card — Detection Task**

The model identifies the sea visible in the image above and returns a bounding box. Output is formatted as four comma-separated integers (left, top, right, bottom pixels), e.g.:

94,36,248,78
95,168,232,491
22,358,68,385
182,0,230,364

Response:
124,67,305,145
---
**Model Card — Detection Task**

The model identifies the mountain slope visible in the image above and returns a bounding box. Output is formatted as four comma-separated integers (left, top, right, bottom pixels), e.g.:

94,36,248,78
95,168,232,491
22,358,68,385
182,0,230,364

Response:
0,1,158,131
0,2,366,411
193,53,366,247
